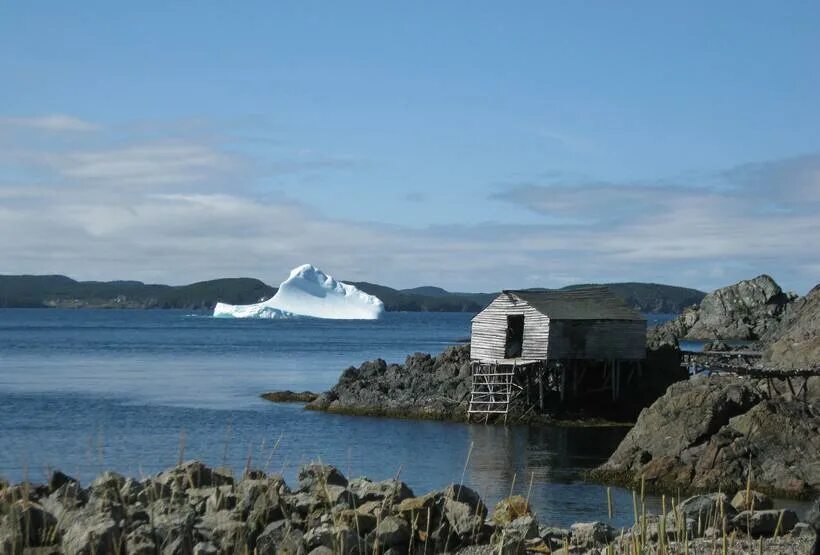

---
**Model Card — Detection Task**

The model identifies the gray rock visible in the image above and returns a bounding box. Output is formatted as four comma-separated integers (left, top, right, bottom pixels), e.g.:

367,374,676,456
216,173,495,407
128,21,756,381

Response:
205,486,237,514
368,515,410,550
149,501,197,552
569,521,615,549
731,509,799,536
308,546,334,555
193,542,219,555
3,500,59,547
61,512,122,555
765,284,820,369
125,524,156,555
255,520,290,554
731,489,774,511
443,498,485,544
304,522,335,550
592,375,820,497
676,494,737,534
205,510,247,553
494,515,539,554
276,528,307,555
47,470,77,494
297,464,348,491
89,471,126,498
347,477,414,505
156,460,233,492
305,345,472,420
443,483,486,518
654,275,794,342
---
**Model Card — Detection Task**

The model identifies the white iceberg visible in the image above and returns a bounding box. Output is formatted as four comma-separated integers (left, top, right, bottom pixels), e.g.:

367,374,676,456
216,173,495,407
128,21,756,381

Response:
213,264,385,320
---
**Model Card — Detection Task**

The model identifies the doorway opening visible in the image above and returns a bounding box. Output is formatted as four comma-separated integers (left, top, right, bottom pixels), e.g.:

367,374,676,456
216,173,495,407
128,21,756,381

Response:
505,314,524,358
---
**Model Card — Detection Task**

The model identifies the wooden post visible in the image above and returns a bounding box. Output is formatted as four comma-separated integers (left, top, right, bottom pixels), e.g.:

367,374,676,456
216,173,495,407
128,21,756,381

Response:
539,366,545,411
526,370,531,406
610,360,616,401
559,366,566,403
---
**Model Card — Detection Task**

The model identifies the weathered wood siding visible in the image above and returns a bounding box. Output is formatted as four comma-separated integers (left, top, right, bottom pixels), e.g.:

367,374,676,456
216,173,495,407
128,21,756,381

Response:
470,293,550,361
547,319,646,360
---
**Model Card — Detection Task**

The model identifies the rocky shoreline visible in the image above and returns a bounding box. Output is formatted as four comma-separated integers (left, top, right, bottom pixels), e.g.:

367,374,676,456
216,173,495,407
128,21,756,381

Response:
2,460,818,554
295,343,685,426
587,376,820,500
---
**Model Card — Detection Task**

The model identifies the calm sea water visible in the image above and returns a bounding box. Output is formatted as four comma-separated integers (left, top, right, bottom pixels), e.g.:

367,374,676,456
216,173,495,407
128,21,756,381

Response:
0,309,665,527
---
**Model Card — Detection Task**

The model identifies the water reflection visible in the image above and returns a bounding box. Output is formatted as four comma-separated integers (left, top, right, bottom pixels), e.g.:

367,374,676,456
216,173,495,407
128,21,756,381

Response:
465,424,656,527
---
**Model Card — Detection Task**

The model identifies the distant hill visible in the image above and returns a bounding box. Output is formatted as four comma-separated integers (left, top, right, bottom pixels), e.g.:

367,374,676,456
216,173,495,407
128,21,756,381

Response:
0,275,275,309
0,274,704,314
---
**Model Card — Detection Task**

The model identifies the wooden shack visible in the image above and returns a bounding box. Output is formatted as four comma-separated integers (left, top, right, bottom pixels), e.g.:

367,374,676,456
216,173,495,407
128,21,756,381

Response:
468,288,646,422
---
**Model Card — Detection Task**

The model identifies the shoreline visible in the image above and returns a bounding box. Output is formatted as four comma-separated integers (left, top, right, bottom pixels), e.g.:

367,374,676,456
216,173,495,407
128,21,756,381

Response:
261,393,635,428
1,460,815,554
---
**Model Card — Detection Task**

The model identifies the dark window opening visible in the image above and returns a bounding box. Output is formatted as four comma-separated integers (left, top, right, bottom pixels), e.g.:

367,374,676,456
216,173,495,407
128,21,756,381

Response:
505,314,524,358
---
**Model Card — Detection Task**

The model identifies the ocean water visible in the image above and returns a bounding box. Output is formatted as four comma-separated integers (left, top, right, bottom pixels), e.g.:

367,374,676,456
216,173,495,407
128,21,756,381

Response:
0,309,659,528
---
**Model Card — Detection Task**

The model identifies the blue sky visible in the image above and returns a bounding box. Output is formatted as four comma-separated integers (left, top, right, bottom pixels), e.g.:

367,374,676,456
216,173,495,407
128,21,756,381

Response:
1,2,818,293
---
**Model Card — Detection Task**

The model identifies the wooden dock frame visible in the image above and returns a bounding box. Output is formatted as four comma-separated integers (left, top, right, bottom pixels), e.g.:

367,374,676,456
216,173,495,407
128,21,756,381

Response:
681,350,820,402
467,357,643,424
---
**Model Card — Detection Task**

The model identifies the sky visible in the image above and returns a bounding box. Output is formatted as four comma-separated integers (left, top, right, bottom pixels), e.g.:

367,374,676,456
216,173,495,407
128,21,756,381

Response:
1,2,818,294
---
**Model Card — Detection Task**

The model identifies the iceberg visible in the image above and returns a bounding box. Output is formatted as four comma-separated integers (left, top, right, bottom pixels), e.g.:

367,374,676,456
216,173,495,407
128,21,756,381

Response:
213,264,385,320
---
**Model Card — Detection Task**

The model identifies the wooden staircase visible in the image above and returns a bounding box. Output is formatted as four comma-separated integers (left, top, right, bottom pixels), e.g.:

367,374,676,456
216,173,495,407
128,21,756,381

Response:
468,362,520,424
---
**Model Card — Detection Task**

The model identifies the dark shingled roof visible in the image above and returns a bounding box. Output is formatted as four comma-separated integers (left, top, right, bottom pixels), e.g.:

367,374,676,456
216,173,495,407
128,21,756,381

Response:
502,287,645,320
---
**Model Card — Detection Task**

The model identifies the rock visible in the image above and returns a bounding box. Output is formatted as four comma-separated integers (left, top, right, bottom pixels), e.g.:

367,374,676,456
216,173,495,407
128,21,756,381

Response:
4,500,59,547
61,512,122,555
288,491,320,516
89,471,126,498
305,344,472,421
148,501,197,552
591,375,820,497
205,486,237,513
125,524,156,555
492,495,531,526
732,509,799,536
48,471,77,494
654,275,794,341
347,477,414,505
569,521,615,549
443,483,486,518
308,546,334,555
255,520,290,554
204,510,247,553
676,494,737,534
336,509,377,534
765,284,820,369
193,542,219,555
156,460,233,492
443,498,484,544
297,463,348,491
731,489,773,511
276,528,307,555
368,515,410,550
539,526,570,550
304,522,335,550
493,515,539,554
261,390,319,403
136,479,172,504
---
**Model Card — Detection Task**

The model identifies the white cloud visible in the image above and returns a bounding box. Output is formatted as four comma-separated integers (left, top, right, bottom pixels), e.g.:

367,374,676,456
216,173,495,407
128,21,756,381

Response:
0,114,99,133
0,114,818,294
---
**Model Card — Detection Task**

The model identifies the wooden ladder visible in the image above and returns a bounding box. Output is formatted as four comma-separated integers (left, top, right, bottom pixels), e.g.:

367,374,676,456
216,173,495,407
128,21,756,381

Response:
468,362,517,424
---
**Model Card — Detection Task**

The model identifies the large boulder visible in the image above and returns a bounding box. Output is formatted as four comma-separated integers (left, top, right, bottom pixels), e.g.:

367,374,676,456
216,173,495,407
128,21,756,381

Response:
654,275,795,342
731,509,799,536
730,489,773,512
765,284,820,369
306,344,472,420
591,377,820,497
